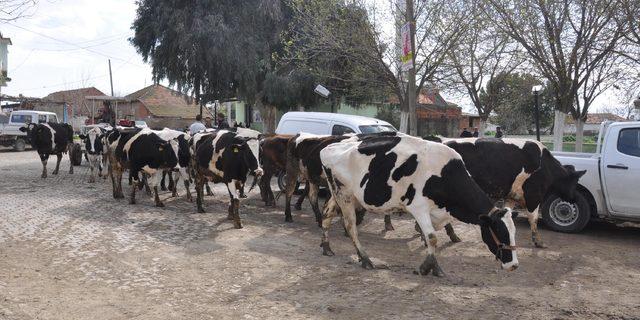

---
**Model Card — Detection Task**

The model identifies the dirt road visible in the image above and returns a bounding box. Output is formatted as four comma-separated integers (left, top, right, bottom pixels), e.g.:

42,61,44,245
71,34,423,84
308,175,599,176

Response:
1,150,639,319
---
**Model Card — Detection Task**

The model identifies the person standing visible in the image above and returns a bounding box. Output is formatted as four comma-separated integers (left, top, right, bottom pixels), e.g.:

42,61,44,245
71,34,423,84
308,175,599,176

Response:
495,126,504,138
189,114,206,134
204,116,214,128
460,128,473,137
472,127,479,137
217,113,230,129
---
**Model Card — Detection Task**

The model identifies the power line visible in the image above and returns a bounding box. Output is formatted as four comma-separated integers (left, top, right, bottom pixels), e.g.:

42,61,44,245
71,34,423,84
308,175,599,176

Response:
4,22,146,69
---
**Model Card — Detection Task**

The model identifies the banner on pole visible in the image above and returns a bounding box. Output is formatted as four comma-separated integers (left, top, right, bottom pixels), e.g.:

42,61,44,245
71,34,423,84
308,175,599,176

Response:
400,22,413,71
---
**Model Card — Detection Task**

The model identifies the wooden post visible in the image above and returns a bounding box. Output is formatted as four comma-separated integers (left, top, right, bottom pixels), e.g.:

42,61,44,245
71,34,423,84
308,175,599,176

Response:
406,0,417,136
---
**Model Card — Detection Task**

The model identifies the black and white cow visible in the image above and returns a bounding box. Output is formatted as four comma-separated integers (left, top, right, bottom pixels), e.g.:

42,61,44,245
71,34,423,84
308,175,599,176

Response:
283,133,350,225
107,128,142,199
115,128,179,207
417,137,586,248
78,127,105,183
193,130,263,229
19,122,75,178
152,128,192,200
319,134,519,276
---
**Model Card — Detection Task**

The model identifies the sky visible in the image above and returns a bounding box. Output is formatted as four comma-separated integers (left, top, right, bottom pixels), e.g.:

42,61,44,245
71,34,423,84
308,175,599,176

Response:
0,0,625,112
1,0,154,98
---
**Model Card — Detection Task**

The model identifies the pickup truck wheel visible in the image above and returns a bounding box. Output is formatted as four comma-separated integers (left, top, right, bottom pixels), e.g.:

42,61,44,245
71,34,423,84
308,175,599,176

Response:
541,191,590,233
13,138,26,152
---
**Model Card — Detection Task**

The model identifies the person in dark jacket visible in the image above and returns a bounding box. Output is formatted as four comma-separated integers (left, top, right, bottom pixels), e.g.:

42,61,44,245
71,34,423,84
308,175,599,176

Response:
495,126,504,138
472,127,479,137
460,128,473,138
217,113,229,129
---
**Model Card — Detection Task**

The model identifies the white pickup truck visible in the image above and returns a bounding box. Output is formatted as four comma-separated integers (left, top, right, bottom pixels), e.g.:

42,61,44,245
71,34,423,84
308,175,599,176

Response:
541,121,640,232
0,110,59,151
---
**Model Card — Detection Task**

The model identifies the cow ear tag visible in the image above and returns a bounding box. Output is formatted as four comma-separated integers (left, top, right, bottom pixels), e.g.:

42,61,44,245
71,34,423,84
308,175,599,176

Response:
233,147,239,153
159,147,164,151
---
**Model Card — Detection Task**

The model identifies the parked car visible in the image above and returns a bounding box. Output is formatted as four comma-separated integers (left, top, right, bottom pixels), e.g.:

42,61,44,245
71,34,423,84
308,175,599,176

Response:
0,110,59,151
275,111,397,191
275,111,396,135
542,121,640,232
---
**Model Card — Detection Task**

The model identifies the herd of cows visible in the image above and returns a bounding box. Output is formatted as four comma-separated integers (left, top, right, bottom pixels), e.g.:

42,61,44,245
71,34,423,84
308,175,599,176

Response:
17,121,586,277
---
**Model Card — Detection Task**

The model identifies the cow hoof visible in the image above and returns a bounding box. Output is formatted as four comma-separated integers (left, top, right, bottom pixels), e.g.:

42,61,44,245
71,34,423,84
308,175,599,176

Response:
197,208,205,214
240,194,247,199
161,186,167,191
233,222,243,229
449,235,462,243
534,241,547,249
52,171,59,175
431,265,445,277
384,223,395,232
285,216,293,223
294,204,302,211
156,202,165,208
41,174,47,179
69,170,73,174
206,192,214,196
88,179,95,183
227,214,234,220
360,257,375,270
129,200,136,205
320,242,334,256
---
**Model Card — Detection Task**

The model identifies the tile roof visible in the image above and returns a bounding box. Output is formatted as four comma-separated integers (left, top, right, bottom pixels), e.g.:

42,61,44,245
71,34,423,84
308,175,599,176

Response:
126,84,212,119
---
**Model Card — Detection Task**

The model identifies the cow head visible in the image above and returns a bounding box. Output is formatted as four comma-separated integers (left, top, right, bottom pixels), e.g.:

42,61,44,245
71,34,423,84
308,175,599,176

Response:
79,127,103,155
234,136,263,177
551,165,586,202
479,208,519,271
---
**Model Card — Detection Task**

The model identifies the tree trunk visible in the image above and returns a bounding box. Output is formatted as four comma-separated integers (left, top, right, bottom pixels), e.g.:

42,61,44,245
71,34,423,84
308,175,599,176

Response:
255,96,277,134
479,119,487,138
553,110,566,152
575,118,584,153
399,111,409,134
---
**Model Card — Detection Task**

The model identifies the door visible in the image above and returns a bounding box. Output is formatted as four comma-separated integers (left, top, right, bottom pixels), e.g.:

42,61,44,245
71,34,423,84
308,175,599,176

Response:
601,126,640,215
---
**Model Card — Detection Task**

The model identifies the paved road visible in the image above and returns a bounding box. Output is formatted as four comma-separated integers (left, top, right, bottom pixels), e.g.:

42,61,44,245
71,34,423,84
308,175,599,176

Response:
1,150,639,319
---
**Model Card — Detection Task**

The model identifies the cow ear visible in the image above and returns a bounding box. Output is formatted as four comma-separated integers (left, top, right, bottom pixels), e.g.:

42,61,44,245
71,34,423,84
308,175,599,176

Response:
19,127,27,132
573,170,586,179
512,211,519,219
79,134,86,140
493,208,508,218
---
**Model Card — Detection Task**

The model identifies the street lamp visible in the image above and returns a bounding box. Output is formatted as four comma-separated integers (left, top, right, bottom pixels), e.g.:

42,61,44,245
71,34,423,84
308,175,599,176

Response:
532,85,543,141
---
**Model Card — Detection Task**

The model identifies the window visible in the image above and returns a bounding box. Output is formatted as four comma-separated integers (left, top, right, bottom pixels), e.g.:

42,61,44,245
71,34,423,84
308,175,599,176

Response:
332,124,355,135
38,115,47,123
617,128,640,157
358,124,397,134
10,114,32,124
48,115,58,123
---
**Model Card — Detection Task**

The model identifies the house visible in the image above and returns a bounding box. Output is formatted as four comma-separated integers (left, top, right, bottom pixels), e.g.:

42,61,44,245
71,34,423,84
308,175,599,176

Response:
413,88,463,137
21,87,107,130
460,112,498,133
125,84,213,129
565,113,628,135
0,33,11,88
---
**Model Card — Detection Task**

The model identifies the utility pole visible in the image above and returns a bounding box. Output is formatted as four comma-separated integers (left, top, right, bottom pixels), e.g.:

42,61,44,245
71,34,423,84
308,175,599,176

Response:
108,59,114,96
406,0,417,136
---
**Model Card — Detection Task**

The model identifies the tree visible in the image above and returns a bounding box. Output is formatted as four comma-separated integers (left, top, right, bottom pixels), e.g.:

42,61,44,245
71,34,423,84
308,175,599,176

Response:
286,0,467,134
0,0,37,21
487,72,553,134
486,0,625,151
447,0,523,137
131,0,306,133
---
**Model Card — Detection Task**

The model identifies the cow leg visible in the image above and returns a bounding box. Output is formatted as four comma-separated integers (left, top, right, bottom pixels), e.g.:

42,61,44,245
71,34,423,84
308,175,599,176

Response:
40,153,49,178
130,171,139,205
260,172,275,206
283,174,299,223
52,153,62,175
307,183,323,227
160,171,167,191
150,172,164,207
68,148,74,174
236,180,247,199
383,215,395,231
320,196,340,256
445,223,462,243
88,156,96,183
226,181,242,229
171,172,179,198
528,207,546,248
294,182,307,211
412,206,444,277
342,203,374,270
97,155,103,178
205,182,214,196
142,175,151,196
195,175,206,213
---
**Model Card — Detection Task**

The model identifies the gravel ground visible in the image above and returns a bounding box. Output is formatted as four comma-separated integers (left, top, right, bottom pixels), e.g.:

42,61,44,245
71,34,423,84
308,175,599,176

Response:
0,150,639,320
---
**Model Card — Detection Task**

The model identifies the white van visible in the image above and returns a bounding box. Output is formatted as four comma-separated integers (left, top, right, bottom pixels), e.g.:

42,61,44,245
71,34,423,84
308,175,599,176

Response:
275,111,396,135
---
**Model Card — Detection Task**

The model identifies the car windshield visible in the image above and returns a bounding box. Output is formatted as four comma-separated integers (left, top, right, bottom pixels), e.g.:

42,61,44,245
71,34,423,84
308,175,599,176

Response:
135,121,147,126
358,124,397,134
11,114,32,124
